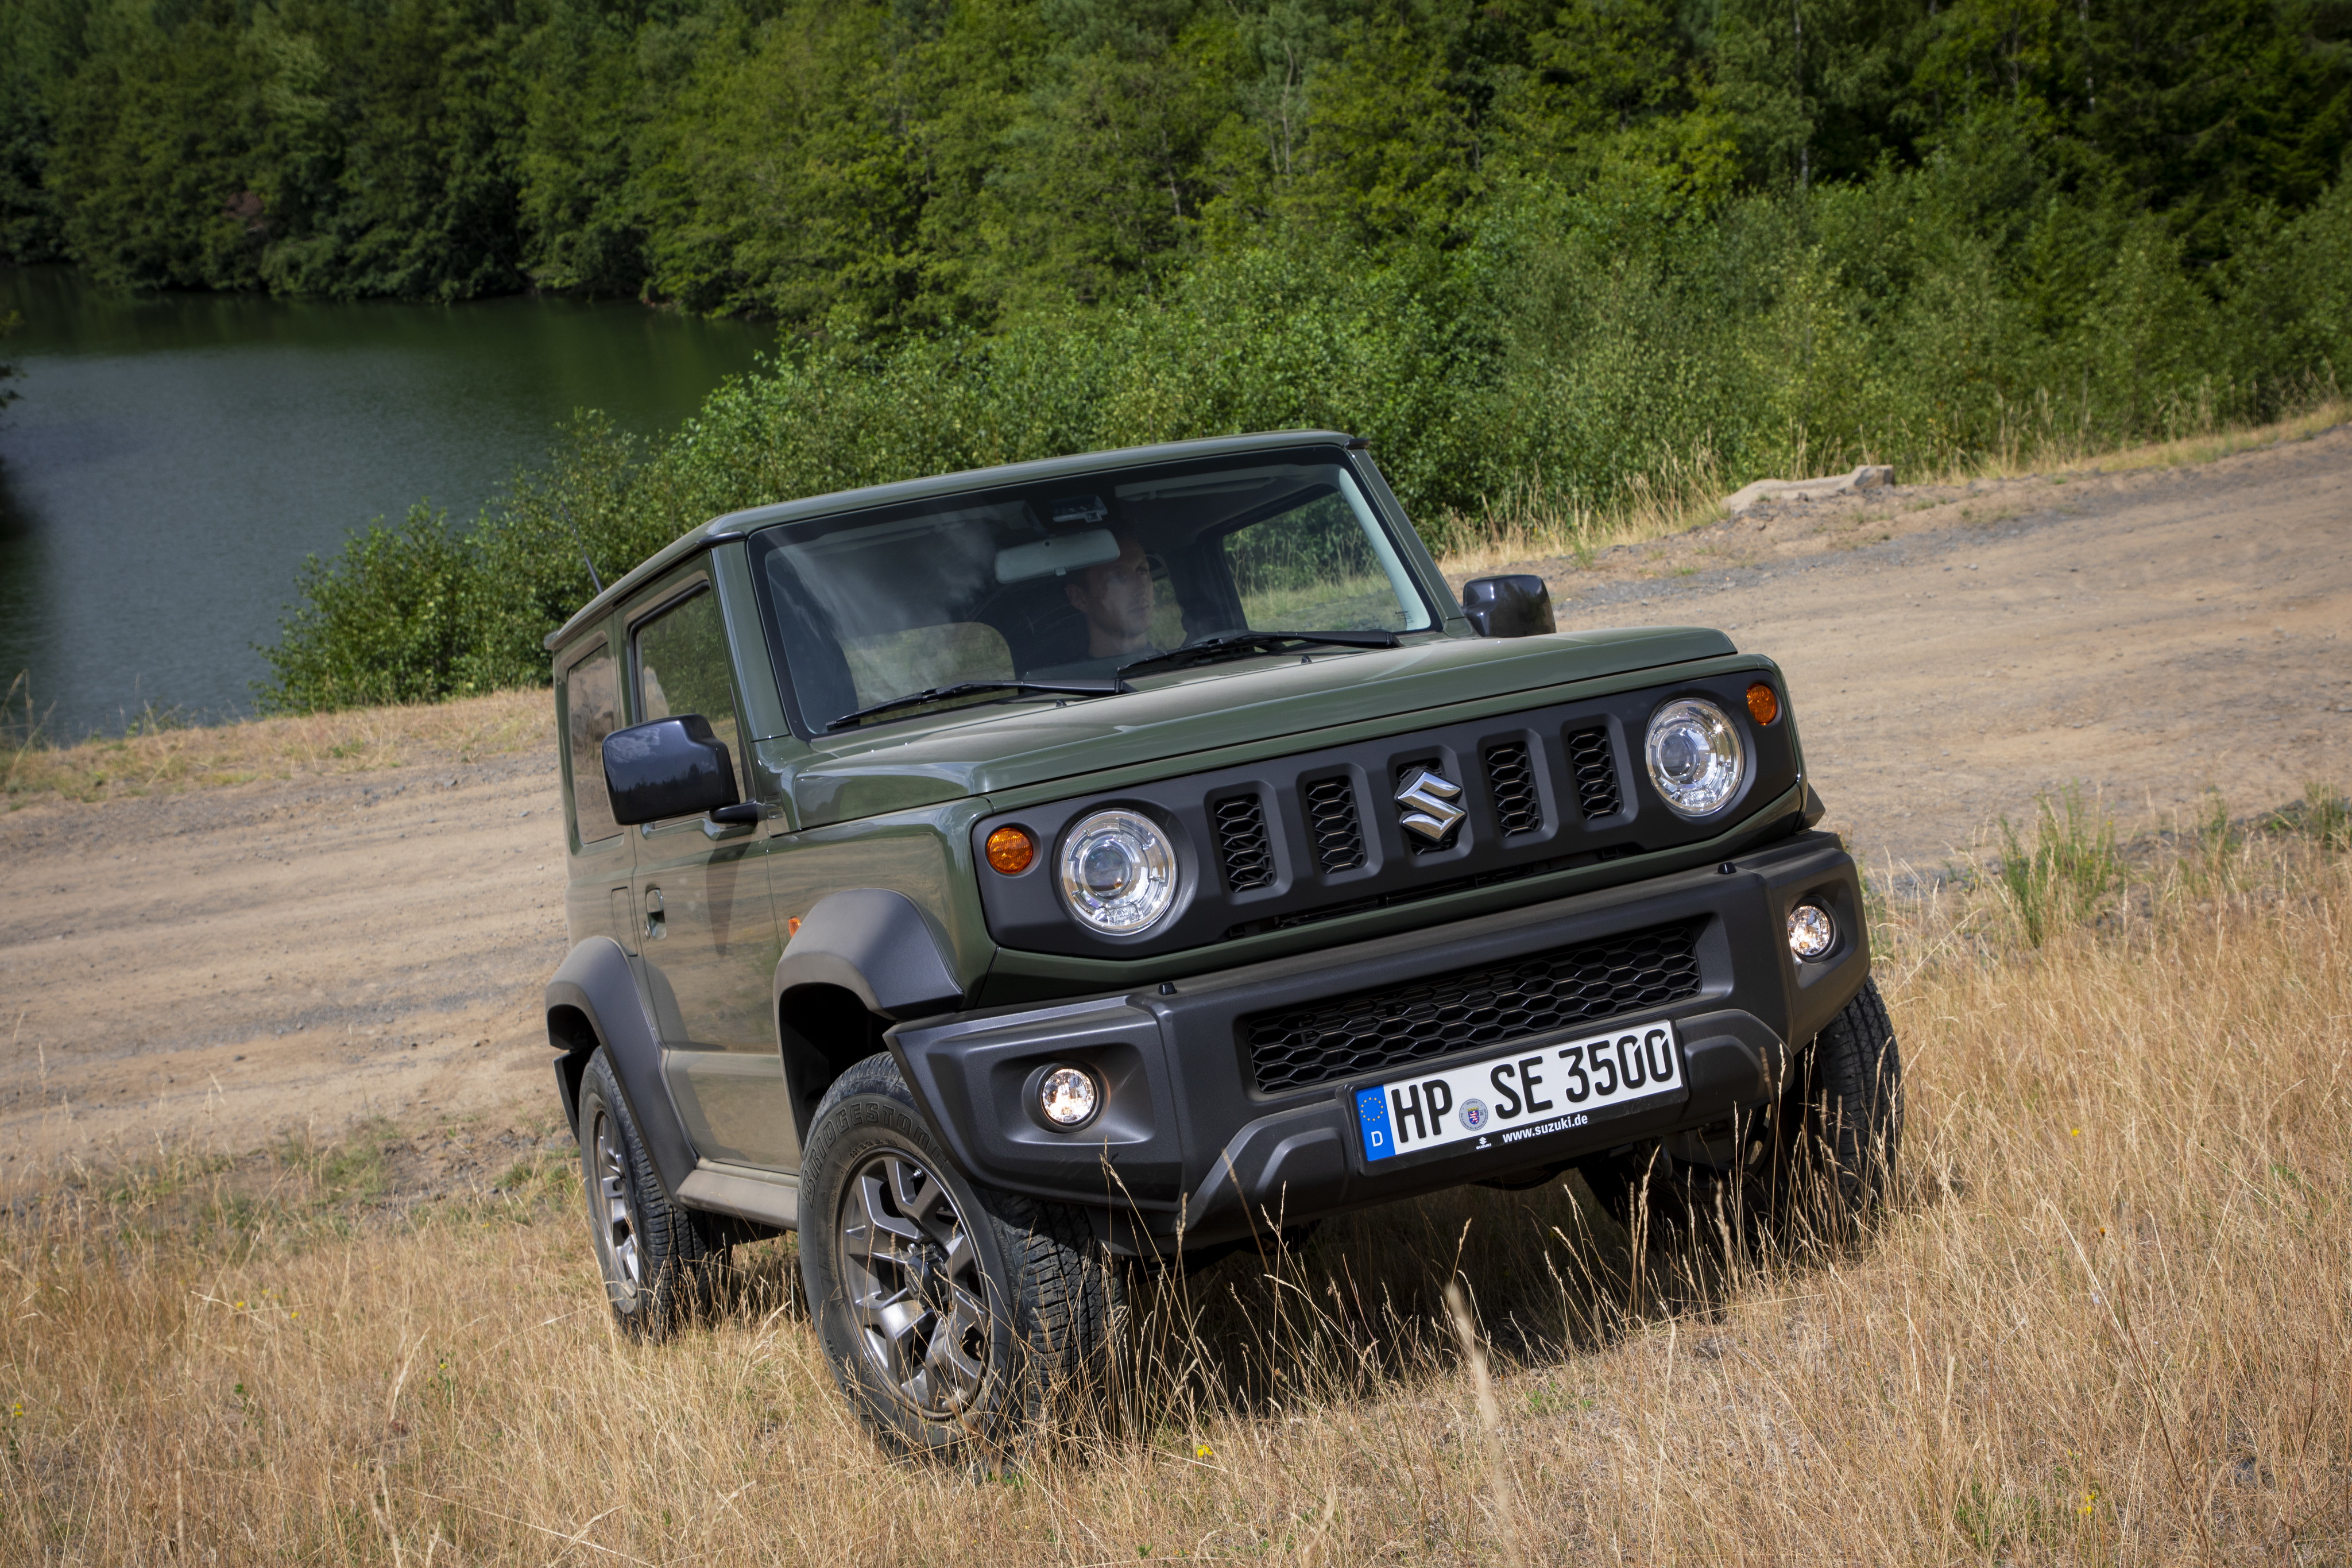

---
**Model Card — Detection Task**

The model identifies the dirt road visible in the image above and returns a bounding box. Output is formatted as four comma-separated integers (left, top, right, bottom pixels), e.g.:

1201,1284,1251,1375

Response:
4,426,2346,1183
1529,423,2351,870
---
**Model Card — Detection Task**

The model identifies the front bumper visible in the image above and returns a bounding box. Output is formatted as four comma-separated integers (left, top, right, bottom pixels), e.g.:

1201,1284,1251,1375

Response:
888,830,1869,1255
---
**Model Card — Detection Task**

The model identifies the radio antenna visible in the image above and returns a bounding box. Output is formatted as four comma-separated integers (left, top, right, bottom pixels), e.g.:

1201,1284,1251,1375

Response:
555,497,604,594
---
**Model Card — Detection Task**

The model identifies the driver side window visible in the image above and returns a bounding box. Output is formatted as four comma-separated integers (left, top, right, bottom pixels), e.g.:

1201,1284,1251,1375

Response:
634,584,745,799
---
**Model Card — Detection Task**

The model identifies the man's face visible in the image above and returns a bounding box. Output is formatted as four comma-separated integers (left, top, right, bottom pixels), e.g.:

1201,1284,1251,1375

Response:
1068,533,1155,655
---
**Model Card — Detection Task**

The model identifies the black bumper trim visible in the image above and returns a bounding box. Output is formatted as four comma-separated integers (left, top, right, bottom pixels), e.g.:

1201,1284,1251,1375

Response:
889,830,1869,1255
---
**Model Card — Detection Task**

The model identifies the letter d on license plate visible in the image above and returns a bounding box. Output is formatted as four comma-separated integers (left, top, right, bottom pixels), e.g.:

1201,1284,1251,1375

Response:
1355,1021,1684,1163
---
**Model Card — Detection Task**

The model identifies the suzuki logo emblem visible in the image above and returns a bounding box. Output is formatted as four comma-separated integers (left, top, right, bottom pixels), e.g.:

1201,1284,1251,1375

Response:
1395,765,1467,845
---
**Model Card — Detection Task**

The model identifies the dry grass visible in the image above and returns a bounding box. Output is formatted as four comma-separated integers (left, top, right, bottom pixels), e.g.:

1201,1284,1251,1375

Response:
5,799,2347,1564
1432,448,1734,580
1431,395,2351,579
1968,394,2349,481
0,680,551,806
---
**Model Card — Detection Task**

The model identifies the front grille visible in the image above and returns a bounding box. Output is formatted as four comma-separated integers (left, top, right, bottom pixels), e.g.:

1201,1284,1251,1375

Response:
1303,778,1365,872
1566,726,1621,819
1241,922,1701,1093
1484,743,1542,835
1212,793,1274,891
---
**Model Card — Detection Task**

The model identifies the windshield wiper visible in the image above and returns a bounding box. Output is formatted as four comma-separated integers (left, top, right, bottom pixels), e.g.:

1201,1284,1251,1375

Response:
825,679,1122,733
1116,629,1401,680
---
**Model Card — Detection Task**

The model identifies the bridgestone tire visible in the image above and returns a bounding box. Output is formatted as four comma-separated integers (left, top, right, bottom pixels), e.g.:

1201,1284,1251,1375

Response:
799,1053,1118,1461
575,1049,727,1338
1588,977,1903,1243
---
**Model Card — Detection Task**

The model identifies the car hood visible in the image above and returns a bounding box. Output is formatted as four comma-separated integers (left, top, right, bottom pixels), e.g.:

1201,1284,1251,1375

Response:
771,626,1738,827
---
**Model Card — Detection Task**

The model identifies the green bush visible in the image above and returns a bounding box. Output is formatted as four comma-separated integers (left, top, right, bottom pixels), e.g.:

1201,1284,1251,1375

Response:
256,507,477,713
253,146,2352,710
180,0,2350,711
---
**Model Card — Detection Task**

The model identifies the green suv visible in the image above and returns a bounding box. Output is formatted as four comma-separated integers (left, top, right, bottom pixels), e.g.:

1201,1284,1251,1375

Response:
541,432,1899,1455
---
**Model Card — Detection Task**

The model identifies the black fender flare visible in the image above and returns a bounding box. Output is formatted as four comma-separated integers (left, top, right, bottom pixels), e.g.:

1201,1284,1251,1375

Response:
545,936,696,1198
772,890,968,1144
772,889,966,1024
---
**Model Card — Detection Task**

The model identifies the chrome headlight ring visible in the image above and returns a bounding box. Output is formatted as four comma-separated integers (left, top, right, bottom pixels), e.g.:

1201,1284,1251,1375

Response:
1058,808,1178,935
1644,698,1747,818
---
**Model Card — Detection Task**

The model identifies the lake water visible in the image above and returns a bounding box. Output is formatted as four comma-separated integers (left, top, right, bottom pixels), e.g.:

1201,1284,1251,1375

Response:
0,265,775,740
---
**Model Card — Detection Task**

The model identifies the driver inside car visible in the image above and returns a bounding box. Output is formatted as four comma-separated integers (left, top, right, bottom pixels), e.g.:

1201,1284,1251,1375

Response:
1028,526,1166,679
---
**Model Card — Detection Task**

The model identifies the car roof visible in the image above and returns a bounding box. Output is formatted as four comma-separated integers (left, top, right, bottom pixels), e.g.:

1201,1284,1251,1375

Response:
543,429,1361,652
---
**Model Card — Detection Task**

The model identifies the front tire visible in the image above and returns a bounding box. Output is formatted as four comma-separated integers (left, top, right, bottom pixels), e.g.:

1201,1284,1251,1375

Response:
799,1054,1117,1459
575,1049,726,1338
1587,977,1904,1242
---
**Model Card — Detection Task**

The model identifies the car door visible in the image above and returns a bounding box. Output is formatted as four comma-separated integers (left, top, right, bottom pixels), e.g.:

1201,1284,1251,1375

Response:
624,572,795,1168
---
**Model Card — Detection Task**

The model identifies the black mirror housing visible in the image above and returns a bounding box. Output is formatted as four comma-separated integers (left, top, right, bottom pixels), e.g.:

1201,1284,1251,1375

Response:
603,715,741,826
1461,574,1556,638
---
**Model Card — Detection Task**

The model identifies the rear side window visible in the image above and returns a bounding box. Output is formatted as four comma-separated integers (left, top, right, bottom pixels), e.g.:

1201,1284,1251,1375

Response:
563,640,622,845
634,585,745,799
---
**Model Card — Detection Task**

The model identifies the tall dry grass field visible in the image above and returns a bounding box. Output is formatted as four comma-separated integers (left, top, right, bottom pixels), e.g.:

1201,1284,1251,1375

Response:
5,809,2348,1565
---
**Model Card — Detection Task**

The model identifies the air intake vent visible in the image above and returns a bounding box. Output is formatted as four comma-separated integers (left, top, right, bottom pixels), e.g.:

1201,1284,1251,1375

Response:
1241,922,1702,1093
1483,743,1542,835
1211,793,1274,891
1303,778,1365,873
1565,726,1621,819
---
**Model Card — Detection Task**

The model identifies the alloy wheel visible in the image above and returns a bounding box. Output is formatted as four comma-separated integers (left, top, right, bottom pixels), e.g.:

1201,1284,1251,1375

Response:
590,1106,641,1301
834,1152,991,1418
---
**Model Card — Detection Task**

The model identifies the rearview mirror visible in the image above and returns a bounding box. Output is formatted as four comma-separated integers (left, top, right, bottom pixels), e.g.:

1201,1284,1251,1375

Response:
1461,575,1556,638
997,529,1120,584
602,715,741,826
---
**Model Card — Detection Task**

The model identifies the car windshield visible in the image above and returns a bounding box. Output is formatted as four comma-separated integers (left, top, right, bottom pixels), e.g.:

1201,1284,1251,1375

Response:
747,449,1434,733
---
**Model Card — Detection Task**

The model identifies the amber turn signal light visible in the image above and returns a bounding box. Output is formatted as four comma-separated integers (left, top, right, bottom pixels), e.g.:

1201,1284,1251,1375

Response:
1745,682,1781,726
985,826,1037,874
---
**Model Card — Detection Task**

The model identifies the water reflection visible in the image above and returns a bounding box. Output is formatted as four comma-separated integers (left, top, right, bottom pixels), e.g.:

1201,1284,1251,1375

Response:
0,265,773,738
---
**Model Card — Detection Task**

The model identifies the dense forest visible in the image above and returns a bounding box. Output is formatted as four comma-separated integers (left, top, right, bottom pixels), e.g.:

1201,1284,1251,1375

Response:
2,0,2347,707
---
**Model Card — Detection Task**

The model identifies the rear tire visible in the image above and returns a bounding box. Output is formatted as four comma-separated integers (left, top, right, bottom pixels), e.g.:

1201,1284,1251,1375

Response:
575,1049,728,1338
799,1054,1119,1460
1585,977,1903,1242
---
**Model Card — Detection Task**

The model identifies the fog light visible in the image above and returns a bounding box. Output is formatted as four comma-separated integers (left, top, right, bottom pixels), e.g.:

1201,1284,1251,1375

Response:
1788,903,1835,961
1038,1064,1100,1129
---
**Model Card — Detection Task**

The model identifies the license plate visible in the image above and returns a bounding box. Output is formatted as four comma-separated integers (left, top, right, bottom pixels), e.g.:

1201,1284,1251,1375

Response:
1355,1021,1684,1163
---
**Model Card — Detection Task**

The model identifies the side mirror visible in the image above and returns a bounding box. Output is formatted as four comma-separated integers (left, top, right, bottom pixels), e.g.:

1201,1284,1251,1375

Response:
1461,575,1556,638
603,715,741,826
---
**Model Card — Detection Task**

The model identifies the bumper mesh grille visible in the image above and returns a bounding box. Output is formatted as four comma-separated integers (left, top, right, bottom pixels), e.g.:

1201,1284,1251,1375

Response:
1241,922,1701,1093
1484,742,1542,835
1304,778,1365,872
1212,794,1275,891
1566,726,1622,819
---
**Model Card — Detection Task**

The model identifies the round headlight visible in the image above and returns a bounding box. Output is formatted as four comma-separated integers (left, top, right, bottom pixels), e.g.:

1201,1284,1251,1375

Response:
1059,809,1178,934
1645,698,1747,818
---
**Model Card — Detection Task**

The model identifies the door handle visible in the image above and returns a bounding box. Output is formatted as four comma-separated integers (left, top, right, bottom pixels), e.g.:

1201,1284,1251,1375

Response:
643,886,666,940
610,887,638,955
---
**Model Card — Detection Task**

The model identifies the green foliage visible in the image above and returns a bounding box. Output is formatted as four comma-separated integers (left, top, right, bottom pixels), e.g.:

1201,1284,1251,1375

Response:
1996,786,2121,947
14,0,2320,709
2304,781,2351,855
5,0,2346,318
256,507,477,713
